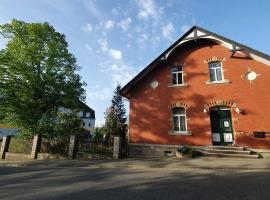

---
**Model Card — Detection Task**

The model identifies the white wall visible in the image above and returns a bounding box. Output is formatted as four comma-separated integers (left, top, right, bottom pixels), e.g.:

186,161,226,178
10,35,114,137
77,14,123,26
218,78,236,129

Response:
82,118,95,129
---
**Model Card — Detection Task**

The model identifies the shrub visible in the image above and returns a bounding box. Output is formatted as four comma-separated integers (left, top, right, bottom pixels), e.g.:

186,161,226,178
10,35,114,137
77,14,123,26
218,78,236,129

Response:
177,146,191,155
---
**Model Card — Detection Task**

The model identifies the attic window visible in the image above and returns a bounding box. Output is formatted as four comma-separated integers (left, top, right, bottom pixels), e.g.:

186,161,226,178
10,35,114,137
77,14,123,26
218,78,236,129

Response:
171,66,183,85
208,61,224,82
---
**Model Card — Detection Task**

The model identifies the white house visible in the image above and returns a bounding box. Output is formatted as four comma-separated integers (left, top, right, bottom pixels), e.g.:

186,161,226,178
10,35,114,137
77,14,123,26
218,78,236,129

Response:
58,101,96,132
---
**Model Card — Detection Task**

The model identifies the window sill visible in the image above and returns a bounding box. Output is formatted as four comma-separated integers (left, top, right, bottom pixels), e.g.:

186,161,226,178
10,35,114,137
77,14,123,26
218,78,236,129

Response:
205,79,231,85
169,131,192,136
168,83,189,88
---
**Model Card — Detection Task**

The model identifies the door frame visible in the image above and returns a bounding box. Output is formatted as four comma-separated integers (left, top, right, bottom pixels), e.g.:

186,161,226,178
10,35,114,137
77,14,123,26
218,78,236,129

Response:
209,106,234,146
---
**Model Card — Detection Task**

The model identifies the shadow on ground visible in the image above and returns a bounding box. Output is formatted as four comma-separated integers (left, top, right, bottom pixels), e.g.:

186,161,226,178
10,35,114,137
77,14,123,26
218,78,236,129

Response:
0,158,270,200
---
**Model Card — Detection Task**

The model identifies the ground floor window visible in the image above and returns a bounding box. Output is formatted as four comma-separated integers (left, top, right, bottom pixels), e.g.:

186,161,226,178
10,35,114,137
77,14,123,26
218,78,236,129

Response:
172,107,187,133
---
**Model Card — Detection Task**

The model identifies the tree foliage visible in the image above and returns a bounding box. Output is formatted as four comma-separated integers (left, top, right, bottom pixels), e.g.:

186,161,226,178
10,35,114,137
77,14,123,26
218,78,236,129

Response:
111,84,127,124
0,19,86,138
92,127,105,145
104,84,127,143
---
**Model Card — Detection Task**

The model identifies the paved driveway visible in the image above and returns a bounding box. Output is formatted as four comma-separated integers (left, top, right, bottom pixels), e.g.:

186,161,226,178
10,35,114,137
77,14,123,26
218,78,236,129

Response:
1,158,270,200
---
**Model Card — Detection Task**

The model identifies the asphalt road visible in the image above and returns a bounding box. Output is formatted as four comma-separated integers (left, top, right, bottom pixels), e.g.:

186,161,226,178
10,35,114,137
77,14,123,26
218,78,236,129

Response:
1,158,270,200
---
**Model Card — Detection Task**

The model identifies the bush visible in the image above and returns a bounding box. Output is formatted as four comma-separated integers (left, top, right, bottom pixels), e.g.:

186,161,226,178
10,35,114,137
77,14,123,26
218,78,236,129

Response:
9,137,32,154
92,127,105,145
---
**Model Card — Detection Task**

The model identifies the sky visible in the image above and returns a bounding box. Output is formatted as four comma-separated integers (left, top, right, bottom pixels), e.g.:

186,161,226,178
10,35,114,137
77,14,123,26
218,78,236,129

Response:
1,0,270,126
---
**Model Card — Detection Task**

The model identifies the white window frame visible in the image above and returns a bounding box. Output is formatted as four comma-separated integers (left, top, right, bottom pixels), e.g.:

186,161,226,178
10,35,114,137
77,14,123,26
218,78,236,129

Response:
172,107,187,133
171,66,184,85
208,61,224,82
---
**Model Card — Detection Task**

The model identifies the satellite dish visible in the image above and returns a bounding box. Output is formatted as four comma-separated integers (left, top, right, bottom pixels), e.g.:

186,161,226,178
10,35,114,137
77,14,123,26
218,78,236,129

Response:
150,80,159,89
245,71,257,81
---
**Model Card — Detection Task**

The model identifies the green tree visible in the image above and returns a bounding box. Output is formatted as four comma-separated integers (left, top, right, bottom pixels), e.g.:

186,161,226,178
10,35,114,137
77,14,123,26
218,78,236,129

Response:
54,110,85,138
104,84,127,144
112,84,127,124
0,19,86,138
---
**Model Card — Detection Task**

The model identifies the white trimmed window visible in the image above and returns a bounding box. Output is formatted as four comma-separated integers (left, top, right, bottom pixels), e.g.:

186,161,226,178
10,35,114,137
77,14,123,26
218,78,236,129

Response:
208,61,224,82
172,107,187,133
171,66,183,85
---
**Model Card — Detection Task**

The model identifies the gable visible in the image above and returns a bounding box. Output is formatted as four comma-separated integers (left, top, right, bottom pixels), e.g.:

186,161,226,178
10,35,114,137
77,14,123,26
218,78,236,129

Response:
121,26,270,98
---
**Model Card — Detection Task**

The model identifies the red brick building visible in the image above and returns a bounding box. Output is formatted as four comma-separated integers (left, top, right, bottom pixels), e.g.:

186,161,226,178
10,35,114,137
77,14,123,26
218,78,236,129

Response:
121,26,270,156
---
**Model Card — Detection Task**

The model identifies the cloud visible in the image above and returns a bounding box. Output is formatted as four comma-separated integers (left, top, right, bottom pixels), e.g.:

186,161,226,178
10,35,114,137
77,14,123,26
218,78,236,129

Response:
136,0,158,20
87,86,112,101
181,24,190,33
99,60,138,87
108,64,138,87
118,17,132,31
137,33,148,43
97,38,122,60
104,20,115,29
97,38,108,52
111,7,119,16
82,0,103,20
85,44,93,52
109,49,122,60
81,23,93,32
162,22,175,40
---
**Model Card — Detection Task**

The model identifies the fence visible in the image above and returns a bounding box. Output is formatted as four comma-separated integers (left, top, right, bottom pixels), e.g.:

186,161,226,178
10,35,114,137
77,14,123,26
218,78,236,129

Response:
39,137,70,159
76,134,113,159
0,134,126,160
5,137,33,159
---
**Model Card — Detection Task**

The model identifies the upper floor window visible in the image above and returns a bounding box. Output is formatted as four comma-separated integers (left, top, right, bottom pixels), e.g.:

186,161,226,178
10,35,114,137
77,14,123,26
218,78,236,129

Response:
171,66,183,85
79,111,83,117
208,61,224,82
172,107,187,133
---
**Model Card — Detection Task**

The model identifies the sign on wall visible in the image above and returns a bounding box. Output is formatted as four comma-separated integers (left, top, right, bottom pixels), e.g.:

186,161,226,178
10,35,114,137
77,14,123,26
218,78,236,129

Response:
212,133,221,142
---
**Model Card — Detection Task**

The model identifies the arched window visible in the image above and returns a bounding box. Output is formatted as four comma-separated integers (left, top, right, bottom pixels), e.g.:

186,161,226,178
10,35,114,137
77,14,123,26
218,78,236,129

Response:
172,107,187,132
171,66,183,85
208,61,224,82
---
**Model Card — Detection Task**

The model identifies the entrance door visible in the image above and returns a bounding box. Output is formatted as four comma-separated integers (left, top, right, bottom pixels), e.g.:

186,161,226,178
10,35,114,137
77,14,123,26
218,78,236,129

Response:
210,107,234,145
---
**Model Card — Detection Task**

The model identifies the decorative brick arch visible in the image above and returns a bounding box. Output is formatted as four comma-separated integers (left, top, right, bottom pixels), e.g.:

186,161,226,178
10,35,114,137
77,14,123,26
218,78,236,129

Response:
204,100,236,111
203,56,226,63
169,102,188,109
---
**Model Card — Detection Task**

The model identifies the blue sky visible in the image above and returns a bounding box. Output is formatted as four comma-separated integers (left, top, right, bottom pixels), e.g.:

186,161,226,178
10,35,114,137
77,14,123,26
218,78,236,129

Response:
1,0,270,126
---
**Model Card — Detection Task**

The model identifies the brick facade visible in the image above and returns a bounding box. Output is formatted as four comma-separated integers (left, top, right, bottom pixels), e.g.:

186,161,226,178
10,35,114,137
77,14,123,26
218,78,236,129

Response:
125,38,270,150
